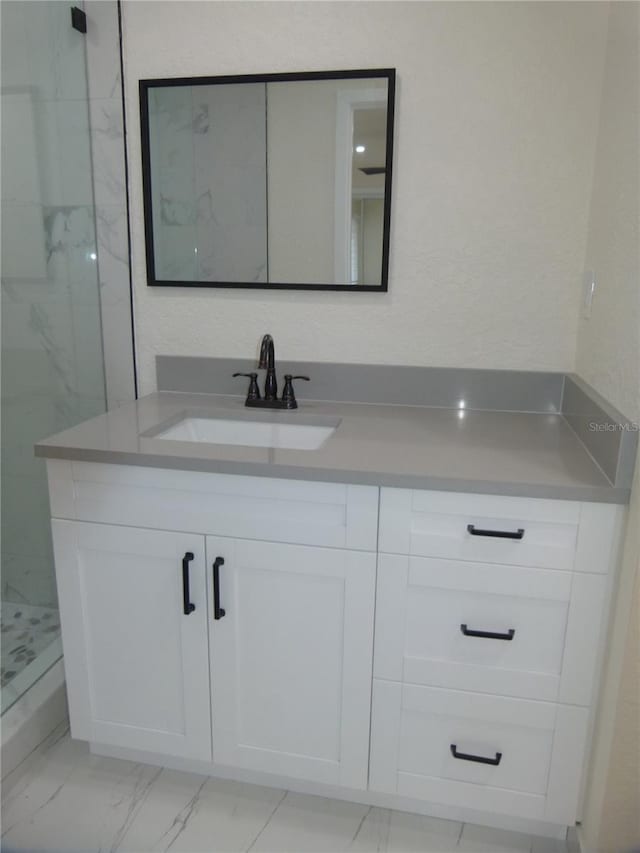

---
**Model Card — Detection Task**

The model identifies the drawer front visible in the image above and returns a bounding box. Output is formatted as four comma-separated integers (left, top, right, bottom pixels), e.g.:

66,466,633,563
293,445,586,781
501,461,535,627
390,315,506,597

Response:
379,489,579,570
369,680,589,823
46,460,379,550
375,555,572,701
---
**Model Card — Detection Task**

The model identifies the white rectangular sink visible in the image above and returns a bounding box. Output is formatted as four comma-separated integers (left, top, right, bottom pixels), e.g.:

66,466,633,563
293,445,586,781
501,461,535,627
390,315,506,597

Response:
152,416,336,450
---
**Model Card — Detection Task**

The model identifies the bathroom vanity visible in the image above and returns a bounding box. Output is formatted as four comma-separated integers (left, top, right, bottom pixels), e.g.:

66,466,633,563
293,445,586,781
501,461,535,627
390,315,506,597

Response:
36,367,633,838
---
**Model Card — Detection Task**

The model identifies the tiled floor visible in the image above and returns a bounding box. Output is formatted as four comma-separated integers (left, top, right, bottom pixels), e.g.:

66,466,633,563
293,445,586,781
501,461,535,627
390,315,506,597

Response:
1,729,572,853
1,601,60,689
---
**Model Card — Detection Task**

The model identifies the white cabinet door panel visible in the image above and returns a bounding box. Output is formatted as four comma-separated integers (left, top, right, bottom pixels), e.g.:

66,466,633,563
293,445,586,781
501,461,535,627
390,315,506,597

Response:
207,537,375,789
52,520,211,760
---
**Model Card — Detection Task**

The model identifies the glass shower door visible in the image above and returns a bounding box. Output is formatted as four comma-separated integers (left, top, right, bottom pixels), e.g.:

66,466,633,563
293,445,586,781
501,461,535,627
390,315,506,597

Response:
1,1,106,712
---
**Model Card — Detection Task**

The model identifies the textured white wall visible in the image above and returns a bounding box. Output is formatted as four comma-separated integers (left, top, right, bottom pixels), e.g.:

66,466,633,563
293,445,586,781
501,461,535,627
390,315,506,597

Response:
120,0,609,394
577,5,640,852
576,4,640,424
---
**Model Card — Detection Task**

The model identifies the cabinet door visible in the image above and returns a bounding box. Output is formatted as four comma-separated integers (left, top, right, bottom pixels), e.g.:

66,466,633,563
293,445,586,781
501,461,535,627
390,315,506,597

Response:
52,520,212,760
207,537,376,789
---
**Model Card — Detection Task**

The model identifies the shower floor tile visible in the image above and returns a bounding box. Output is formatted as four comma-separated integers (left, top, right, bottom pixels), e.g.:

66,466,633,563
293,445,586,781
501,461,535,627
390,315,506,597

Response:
1,602,61,688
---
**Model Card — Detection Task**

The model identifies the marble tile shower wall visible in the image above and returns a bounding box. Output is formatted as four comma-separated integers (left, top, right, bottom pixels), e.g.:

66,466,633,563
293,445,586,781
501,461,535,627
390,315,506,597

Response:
1,1,105,606
85,0,136,408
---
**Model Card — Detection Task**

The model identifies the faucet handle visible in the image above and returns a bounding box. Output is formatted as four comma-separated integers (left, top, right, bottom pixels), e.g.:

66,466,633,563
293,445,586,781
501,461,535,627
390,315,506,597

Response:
281,375,310,409
232,372,260,401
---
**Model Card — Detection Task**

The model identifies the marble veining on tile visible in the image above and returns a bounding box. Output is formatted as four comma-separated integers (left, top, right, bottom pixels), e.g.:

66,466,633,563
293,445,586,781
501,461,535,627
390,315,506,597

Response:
84,0,136,408
90,99,126,207
1,732,571,853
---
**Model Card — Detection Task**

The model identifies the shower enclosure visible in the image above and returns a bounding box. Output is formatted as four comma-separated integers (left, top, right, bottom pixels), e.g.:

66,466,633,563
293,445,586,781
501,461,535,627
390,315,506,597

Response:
1,1,106,714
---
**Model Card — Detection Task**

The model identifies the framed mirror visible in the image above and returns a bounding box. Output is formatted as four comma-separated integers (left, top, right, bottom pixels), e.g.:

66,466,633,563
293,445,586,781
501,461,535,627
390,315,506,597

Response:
139,68,395,291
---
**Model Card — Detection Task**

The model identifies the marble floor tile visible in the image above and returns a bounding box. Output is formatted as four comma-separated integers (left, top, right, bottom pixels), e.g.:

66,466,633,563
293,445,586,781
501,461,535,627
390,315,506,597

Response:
115,773,286,853
2,737,162,852
458,822,534,853
350,807,462,852
1,720,69,799
1,732,571,853
248,791,370,853
530,837,575,853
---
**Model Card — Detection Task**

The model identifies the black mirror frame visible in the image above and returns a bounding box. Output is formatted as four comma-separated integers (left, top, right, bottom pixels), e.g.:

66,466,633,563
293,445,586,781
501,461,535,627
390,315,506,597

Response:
139,68,395,292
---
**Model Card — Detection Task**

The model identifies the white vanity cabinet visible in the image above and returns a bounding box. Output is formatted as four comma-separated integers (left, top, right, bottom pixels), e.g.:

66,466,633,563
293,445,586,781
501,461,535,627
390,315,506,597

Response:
47,460,378,788
370,488,622,826
46,460,624,834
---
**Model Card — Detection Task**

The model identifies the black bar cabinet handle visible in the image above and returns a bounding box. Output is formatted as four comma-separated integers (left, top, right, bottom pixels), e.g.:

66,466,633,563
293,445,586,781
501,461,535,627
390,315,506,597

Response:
467,524,525,540
460,624,515,641
182,552,195,615
450,744,502,766
212,557,226,620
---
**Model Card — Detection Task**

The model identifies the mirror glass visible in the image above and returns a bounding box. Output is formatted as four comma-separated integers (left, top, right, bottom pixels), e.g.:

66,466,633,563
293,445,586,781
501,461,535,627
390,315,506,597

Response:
140,70,395,291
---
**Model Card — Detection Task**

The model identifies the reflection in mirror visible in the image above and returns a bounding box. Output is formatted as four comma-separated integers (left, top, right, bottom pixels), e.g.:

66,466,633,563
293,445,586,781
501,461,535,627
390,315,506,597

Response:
147,83,268,283
349,107,387,286
140,69,395,291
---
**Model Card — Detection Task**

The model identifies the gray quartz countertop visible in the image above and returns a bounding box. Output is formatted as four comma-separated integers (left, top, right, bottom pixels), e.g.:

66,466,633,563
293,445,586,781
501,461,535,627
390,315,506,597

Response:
35,392,627,503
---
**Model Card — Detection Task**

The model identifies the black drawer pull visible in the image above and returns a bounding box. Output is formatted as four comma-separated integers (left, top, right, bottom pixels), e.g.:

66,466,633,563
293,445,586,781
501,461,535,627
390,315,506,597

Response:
212,557,226,620
182,552,196,615
450,744,502,766
460,624,515,641
467,524,525,540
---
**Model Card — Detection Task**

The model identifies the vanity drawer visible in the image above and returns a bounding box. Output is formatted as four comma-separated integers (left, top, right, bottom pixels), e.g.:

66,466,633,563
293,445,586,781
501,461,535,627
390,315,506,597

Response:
46,460,379,551
379,489,579,570
369,680,589,823
374,555,574,701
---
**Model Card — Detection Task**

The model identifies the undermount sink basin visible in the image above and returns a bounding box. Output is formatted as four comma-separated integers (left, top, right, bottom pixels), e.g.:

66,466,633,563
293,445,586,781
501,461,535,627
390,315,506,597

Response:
150,414,336,450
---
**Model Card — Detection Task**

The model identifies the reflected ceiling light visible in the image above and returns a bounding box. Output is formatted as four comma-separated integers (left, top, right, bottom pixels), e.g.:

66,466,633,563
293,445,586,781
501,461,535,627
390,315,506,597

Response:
458,399,466,410
355,144,366,153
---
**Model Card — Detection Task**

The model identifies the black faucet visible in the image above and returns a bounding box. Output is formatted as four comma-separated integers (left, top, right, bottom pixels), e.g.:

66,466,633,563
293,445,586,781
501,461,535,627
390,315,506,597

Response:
233,334,309,410
258,334,278,400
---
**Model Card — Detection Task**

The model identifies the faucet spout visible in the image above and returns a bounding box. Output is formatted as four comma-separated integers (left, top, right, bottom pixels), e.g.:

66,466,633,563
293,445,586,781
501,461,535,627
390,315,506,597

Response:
258,334,277,399
258,334,275,371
